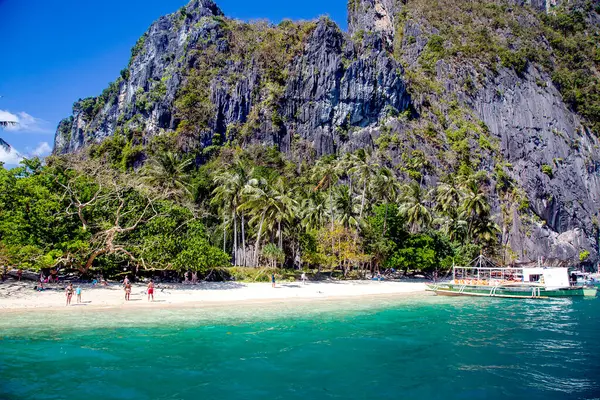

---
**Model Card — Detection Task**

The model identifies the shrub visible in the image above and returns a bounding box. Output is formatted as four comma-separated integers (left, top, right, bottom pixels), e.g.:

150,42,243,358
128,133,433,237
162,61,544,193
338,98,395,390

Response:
541,164,553,178
129,34,147,66
120,69,130,81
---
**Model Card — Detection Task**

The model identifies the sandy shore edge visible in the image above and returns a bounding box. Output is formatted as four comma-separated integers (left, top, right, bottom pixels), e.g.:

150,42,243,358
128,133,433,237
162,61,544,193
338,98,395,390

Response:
0,280,430,313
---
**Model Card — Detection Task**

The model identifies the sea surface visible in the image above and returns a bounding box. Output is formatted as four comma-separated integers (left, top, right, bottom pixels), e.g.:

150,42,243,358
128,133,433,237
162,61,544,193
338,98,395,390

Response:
1,295,599,400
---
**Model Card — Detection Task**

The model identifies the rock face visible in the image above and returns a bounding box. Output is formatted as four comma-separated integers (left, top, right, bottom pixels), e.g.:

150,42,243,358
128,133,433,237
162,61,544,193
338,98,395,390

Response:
473,66,600,262
53,0,600,264
54,0,410,157
348,0,399,46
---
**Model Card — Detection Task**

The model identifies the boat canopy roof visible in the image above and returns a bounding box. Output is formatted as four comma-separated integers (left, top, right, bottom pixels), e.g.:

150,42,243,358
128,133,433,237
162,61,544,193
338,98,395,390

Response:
453,256,571,288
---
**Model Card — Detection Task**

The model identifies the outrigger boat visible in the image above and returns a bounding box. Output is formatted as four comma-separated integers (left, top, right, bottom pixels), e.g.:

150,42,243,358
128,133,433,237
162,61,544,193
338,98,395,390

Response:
571,271,600,288
427,256,598,299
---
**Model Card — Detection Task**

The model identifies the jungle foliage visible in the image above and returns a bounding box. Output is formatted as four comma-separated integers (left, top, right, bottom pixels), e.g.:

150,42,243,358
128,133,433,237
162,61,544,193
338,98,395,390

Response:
0,144,501,278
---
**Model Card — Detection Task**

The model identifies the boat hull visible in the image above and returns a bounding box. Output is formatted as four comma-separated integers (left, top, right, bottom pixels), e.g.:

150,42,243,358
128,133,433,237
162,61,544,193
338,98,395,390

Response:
427,284,597,299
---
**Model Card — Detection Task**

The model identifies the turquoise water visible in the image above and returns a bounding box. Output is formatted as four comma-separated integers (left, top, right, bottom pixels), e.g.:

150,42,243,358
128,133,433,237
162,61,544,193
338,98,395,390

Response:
1,296,599,400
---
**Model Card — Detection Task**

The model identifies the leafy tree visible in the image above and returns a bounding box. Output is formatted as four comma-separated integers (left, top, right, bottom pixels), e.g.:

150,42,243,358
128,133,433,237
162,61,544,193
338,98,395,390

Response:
173,221,230,272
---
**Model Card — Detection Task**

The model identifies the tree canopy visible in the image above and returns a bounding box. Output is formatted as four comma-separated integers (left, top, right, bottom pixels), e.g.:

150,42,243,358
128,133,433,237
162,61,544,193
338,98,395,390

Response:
0,141,507,279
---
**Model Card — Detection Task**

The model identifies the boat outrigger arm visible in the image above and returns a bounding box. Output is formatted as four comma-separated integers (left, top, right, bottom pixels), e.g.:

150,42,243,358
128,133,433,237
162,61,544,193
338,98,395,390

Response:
426,255,598,299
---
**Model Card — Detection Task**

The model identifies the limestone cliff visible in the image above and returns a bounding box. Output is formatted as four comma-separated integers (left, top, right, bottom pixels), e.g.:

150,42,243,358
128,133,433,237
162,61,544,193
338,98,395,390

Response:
53,0,600,264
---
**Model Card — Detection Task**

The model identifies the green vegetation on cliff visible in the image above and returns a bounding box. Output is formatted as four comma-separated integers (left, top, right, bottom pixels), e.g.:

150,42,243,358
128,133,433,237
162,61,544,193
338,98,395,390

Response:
397,0,600,133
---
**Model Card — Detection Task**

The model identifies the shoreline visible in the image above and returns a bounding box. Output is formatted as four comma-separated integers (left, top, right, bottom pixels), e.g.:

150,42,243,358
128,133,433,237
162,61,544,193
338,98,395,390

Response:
0,280,430,313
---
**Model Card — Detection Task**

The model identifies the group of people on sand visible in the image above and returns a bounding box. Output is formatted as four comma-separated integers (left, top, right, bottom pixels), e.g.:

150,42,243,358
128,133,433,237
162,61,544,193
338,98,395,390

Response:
62,271,312,307
183,271,199,285
62,276,155,306
122,276,155,302
40,269,59,284
64,283,82,306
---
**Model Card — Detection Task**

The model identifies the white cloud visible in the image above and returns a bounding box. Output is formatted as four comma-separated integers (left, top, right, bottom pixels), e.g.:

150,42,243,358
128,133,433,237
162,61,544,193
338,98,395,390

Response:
31,141,52,157
0,145,23,165
0,110,52,133
0,110,19,124
0,140,52,166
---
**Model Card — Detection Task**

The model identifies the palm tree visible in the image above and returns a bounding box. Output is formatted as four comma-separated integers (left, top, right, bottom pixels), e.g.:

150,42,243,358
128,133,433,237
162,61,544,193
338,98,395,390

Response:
398,182,432,233
371,166,401,234
299,189,327,231
212,161,251,265
433,176,468,242
348,149,380,219
212,171,237,256
338,152,357,193
462,179,491,241
463,180,490,219
239,178,271,267
270,178,298,250
436,213,468,243
435,176,465,216
471,218,500,246
239,178,295,266
334,185,361,232
311,157,342,238
143,152,192,198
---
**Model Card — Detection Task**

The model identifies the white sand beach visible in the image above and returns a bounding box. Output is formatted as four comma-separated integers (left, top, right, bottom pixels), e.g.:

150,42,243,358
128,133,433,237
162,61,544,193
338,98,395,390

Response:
0,280,429,311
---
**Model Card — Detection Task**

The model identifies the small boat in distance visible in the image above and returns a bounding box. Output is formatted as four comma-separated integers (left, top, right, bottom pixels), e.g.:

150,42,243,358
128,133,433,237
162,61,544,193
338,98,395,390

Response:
427,256,598,299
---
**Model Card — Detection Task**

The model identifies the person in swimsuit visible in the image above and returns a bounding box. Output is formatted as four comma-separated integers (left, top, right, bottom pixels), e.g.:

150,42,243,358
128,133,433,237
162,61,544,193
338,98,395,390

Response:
301,272,307,285
125,282,132,301
147,280,154,302
271,273,276,288
65,283,74,306
76,286,82,303
17,269,22,281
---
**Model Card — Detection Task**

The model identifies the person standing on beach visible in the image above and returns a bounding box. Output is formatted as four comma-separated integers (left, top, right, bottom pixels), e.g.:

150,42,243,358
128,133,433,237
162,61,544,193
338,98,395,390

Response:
147,280,155,302
301,272,307,285
125,282,132,301
65,283,74,306
192,271,198,285
271,273,276,288
76,286,82,303
17,269,22,281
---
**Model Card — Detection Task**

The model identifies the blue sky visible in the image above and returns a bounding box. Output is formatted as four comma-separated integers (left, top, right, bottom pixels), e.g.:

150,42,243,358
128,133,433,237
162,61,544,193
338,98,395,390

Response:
0,0,347,165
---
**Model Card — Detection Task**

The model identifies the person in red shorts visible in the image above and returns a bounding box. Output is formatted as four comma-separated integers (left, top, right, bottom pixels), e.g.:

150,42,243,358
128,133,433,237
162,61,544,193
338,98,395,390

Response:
147,280,154,302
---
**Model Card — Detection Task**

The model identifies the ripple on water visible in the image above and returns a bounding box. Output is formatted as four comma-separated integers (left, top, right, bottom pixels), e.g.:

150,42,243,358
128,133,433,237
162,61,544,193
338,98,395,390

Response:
0,296,599,400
